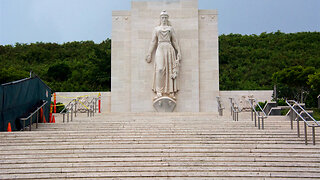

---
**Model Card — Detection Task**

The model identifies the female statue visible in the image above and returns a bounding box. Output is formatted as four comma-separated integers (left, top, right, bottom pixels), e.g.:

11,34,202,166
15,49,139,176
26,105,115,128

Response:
146,10,182,100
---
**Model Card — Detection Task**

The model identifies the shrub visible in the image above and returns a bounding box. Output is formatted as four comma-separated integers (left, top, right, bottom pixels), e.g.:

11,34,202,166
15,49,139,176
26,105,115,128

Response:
51,102,65,113
255,101,267,111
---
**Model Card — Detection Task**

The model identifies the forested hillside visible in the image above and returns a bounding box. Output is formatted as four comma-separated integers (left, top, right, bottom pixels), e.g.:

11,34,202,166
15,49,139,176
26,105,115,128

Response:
0,40,111,91
1,31,319,97
219,31,320,90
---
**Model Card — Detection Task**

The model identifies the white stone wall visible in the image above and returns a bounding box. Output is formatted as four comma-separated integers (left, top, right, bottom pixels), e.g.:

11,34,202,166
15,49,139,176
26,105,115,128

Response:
111,0,220,112
199,10,219,112
51,90,273,114
219,90,273,111
52,92,111,113
129,0,200,112
111,11,131,112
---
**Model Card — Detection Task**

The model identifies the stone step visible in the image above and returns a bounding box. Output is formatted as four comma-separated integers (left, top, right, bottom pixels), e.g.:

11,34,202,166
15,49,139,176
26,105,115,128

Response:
1,161,319,169
1,156,320,165
1,112,319,179
1,148,319,154
1,171,320,179
1,166,320,175
1,152,320,160
0,140,312,147
1,137,307,143
1,144,320,152
1,130,310,135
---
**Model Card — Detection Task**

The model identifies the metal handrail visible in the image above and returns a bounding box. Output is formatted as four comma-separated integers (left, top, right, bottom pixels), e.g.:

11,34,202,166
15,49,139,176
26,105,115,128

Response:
256,101,267,117
59,99,76,123
216,96,224,116
20,100,48,131
59,97,98,123
229,98,239,121
87,97,99,117
287,100,320,126
60,99,76,114
248,98,267,129
286,100,319,145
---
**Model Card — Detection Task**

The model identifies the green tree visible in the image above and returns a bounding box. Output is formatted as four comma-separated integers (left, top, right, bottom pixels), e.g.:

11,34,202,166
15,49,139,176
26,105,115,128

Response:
272,66,316,103
47,63,71,81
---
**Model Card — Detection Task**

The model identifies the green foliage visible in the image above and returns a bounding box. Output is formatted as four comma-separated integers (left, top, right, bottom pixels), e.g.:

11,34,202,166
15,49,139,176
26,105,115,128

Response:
219,31,320,90
51,102,65,113
255,101,267,111
0,67,29,84
272,65,319,108
47,63,71,81
0,39,111,92
281,109,290,116
276,99,287,106
1,31,320,99
272,66,317,102
308,72,320,92
313,108,320,121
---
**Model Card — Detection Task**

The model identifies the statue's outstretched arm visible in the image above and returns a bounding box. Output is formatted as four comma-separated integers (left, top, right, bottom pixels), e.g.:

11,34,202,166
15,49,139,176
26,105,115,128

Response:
146,29,158,63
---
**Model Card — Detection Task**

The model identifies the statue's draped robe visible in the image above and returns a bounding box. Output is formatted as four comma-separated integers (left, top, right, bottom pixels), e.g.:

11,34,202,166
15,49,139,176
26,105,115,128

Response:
152,26,179,94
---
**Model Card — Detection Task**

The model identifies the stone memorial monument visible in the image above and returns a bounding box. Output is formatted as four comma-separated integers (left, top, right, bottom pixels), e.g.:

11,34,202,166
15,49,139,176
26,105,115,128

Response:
111,0,219,112
146,10,181,112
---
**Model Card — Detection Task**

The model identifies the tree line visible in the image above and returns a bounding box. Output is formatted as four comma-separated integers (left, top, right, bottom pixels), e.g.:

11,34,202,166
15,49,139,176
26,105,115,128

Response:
1,31,319,107
0,40,111,92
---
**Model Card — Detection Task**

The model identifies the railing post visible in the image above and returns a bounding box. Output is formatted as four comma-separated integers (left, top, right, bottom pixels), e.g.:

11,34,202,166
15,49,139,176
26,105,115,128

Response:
229,98,233,116
87,108,89,117
29,115,32,131
71,107,73,122
74,100,77,117
95,98,97,113
63,113,65,123
261,116,264,130
304,122,307,145
258,112,261,129
92,105,94,117
92,103,96,117
237,110,239,121
23,120,25,131
233,109,235,121
254,112,257,127
36,111,39,129
297,116,300,137
290,109,293,130
312,126,316,145
67,111,69,123
249,98,254,122
234,107,237,121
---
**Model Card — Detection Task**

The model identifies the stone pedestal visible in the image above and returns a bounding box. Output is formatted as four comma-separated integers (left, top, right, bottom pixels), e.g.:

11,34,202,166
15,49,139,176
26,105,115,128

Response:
153,96,176,112
111,0,219,112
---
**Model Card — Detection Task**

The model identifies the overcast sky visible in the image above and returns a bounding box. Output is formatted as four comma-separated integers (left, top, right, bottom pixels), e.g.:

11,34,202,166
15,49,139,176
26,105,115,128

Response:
0,0,319,45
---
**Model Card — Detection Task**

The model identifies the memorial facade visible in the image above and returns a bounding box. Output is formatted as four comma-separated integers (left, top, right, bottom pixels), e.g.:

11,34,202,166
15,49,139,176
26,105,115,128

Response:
111,0,219,112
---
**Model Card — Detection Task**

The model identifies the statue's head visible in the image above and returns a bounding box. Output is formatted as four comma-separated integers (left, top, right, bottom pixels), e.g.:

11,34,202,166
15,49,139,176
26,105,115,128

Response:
160,10,169,18
160,10,170,26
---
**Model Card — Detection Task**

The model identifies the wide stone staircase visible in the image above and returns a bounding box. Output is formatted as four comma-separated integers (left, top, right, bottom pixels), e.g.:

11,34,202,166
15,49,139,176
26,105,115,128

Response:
1,112,320,179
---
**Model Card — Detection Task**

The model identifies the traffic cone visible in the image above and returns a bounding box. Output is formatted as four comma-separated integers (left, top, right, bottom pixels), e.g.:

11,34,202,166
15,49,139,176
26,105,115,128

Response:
49,113,52,123
52,115,55,123
7,122,12,132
